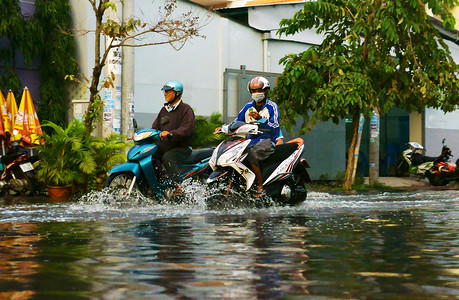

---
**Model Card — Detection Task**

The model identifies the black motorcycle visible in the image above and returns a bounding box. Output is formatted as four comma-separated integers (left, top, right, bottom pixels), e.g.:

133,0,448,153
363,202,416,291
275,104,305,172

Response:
0,140,37,196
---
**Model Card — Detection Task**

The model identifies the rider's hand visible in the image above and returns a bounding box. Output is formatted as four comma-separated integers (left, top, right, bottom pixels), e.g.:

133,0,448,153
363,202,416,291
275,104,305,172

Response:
248,111,261,120
214,127,222,134
160,131,171,139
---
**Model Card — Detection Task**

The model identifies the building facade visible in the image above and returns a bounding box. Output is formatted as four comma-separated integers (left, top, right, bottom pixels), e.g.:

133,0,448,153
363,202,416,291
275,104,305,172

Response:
7,0,456,179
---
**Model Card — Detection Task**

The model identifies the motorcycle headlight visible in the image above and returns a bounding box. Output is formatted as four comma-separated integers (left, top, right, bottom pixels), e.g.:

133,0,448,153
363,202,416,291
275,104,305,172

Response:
133,131,153,142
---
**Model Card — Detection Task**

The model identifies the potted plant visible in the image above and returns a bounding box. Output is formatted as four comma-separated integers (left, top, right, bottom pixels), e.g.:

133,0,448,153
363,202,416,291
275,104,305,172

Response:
35,120,96,200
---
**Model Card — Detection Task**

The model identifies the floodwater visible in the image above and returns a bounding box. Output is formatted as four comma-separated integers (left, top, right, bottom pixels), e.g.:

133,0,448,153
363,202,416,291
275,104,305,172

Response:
1,184,459,299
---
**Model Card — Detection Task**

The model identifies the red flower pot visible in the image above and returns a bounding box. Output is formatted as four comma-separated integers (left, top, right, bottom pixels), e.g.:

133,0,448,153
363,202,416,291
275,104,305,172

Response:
47,185,72,202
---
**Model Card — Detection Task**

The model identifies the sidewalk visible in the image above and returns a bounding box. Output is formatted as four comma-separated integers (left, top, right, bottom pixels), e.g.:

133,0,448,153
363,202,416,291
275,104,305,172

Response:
366,176,430,188
365,176,459,191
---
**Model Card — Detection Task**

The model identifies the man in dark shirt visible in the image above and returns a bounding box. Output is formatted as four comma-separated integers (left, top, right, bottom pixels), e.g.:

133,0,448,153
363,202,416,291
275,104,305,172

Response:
152,80,195,185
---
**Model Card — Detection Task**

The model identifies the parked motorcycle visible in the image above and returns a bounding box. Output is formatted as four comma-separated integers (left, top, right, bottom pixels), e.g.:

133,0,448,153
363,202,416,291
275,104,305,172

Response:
0,140,36,196
425,139,459,186
104,128,214,201
396,140,451,179
207,121,311,207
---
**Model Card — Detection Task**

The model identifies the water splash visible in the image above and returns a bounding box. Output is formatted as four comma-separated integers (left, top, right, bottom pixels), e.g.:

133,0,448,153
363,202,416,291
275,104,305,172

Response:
2,186,459,223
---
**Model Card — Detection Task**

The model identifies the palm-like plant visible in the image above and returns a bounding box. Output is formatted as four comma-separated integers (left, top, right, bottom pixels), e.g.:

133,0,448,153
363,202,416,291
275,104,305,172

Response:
35,120,96,187
89,134,130,184
192,112,226,148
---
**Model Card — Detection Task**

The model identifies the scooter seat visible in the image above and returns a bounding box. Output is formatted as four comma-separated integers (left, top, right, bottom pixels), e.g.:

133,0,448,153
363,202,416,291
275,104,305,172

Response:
411,153,437,166
184,147,214,164
423,156,438,162
259,143,298,182
262,143,298,165
0,153,20,165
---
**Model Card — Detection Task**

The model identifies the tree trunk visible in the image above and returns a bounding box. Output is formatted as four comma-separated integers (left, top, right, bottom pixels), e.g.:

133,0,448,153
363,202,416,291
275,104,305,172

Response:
84,4,105,134
351,114,364,183
342,107,361,190
84,65,103,133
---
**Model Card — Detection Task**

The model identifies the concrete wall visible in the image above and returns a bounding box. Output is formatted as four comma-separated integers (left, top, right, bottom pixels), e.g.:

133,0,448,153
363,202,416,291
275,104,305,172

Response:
134,1,264,128
425,109,459,157
67,0,346,179
297,121,346,180
424,38,459,156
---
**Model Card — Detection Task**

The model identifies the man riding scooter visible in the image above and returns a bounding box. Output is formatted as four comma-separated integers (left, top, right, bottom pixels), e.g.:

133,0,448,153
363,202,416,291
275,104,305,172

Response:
152,80,195,193
215,76,281,197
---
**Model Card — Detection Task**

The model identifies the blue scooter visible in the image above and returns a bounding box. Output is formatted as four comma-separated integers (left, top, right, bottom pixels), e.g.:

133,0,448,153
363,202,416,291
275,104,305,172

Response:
104,128,214,201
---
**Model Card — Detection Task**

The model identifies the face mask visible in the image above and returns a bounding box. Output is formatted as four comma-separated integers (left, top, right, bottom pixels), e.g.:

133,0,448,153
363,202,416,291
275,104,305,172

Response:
251,92,265,103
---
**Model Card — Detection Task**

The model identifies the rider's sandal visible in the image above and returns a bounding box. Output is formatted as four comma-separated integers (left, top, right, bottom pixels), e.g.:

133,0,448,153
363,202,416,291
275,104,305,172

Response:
173,185,184,196
254,186,264,198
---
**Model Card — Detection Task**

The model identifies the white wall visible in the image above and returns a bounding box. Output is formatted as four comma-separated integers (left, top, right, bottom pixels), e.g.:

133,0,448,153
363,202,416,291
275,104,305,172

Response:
131,1,346,179
424,40,459,155
134,0,264,128
425,109,459,156
267,39,311,73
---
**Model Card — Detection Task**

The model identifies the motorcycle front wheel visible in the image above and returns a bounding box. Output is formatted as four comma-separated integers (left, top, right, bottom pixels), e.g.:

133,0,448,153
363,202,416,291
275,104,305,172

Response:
426,171,448,186
205,172,257,209
396,160,409,177
105,172,148,200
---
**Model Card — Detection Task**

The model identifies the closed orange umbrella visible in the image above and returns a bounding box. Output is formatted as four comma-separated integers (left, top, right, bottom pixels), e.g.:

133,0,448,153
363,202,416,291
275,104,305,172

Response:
0,91,6,135
6,90,18,138
0,91,6,154
13,87,43,146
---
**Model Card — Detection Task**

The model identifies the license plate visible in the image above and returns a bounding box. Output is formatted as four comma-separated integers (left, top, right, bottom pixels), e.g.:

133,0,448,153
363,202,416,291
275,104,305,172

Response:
20,162,34,172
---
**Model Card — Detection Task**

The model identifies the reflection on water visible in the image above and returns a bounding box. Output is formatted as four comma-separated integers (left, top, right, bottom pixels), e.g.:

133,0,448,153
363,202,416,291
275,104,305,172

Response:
1,187,459,299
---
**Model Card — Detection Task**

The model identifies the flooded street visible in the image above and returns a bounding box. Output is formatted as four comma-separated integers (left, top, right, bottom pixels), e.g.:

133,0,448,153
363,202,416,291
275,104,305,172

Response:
1,187,459,299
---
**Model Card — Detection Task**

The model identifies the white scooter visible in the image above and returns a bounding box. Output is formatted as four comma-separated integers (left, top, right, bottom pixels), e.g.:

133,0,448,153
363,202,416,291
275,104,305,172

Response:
396,141,451,178
206,120,311,207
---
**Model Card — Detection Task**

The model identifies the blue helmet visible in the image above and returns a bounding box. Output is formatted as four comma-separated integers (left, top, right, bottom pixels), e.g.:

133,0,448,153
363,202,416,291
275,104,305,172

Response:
161,80,183,97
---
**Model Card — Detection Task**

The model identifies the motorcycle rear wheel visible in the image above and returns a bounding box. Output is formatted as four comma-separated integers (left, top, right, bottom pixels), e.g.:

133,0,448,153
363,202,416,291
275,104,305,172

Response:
10,169,35,196
277,174,307,206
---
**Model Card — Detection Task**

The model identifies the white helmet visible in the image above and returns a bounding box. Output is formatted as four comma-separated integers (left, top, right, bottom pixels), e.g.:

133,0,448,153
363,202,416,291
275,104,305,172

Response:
247,76,270,93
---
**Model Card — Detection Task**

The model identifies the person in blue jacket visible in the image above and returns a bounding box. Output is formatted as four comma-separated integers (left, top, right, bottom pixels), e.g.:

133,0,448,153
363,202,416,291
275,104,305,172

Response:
235,76,281,196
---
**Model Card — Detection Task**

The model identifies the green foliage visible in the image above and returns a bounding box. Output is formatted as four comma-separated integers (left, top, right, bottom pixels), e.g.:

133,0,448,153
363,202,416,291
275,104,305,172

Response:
35,120,96,187
34,0,79,127
192,112,226,148
366,180,389,190
35,120,130,191
335,170,346,184
354,172,365,186
89,134,130,187
274,0,459,133
0,0,31,92
0,0,79,127
273,0,459,190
